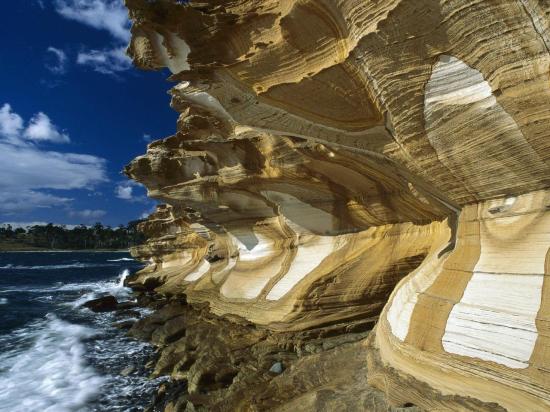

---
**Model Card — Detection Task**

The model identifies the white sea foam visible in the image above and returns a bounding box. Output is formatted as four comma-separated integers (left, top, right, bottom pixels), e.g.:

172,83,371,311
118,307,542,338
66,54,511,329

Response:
0,269,134,302
0,314,104,412
0,298,7,305
70,269,133,308
106,258,134,262
117,269,130,287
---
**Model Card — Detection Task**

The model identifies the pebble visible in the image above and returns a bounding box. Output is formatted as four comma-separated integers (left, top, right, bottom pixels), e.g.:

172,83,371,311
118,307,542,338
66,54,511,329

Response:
269,362,283,374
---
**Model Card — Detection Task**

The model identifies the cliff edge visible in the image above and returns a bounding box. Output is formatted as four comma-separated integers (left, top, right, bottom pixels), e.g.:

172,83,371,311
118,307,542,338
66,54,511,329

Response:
123,1,550,410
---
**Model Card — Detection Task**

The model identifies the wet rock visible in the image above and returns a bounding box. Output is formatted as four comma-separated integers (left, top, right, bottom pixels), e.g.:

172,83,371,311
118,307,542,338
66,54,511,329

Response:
83,295,118,312
113,320,135,330
117,301,139,310
121,365,136,376
136,294,154,306
114,309,142,319
129,303,187,340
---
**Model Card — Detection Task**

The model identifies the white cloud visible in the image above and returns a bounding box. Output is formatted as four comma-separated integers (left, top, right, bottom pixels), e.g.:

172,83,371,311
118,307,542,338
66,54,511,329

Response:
0,103,108,213
115,180,148,203
140,204,157,219
115,184,133,200
46,47,68,74
0,222,82,230
0,144,106,190
0,104,24,140
54,0,130,42
77,46,131,74
54,1,133,76
143,133,152,142
0,190,72,214
1,222,48,229
0,104,70,144
69,209,107,220
24,112,70,143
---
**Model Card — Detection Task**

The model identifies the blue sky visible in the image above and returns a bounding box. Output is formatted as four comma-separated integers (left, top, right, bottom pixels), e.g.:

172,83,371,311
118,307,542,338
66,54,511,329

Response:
0,0,177,227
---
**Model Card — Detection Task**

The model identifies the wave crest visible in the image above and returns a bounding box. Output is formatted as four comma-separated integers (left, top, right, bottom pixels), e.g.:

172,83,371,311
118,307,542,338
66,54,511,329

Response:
0,314,104,412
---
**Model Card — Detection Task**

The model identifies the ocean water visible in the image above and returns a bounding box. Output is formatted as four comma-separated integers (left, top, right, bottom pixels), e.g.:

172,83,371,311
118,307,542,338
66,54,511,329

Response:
0,251,163,412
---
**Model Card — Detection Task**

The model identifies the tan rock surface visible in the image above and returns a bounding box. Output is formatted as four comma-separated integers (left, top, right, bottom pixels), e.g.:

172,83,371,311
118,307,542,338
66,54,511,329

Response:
124,0,550,410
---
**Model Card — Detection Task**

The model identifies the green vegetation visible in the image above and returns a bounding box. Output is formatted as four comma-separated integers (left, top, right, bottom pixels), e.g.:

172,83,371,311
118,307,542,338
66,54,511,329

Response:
0,222,145,251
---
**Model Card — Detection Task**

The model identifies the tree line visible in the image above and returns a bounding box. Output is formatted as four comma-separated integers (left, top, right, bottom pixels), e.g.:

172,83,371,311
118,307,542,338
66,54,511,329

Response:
0,221,145,250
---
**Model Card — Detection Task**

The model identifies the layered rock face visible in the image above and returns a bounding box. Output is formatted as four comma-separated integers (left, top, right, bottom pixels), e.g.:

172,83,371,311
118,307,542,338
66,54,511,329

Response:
124,0,550,410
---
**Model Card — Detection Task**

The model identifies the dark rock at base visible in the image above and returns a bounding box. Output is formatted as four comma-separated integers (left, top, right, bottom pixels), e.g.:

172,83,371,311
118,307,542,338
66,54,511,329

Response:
136,294,154,306
128,303,188,340
117,300,140,310
83,295,118,312
151,315,186,345
150,380,189,412
129,301,405,411
113,320,136,330
136,293,170,310
115,309,142,319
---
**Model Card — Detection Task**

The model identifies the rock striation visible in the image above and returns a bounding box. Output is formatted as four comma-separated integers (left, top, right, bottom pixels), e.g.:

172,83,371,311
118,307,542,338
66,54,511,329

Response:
124,0,550,410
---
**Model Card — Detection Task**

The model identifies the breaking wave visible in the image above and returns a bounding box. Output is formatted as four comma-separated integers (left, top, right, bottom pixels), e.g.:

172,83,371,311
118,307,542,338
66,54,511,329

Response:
0,314,104,412
0,252,160,411
69,269,133,308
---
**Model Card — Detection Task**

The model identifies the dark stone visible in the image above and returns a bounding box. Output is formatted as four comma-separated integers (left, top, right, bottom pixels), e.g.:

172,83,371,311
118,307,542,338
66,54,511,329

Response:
151,315,186,345
83,295,118,312
136,294,154,306
115,309,142,319
143,277,162,290
206,254,224,263
150,299,170,310
113,320,136,330
117,301,140,310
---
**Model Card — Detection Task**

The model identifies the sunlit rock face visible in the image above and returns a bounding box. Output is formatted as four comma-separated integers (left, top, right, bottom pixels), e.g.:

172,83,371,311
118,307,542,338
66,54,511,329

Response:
125,0,550,410
126,106,449,329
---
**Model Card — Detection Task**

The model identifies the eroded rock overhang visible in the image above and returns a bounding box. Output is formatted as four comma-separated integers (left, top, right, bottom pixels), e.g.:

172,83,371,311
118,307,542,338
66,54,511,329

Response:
124,1,550,410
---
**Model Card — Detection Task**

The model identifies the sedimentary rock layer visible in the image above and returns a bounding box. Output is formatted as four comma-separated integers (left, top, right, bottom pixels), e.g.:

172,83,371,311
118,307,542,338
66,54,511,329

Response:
124,0,550,410
127,298,414,411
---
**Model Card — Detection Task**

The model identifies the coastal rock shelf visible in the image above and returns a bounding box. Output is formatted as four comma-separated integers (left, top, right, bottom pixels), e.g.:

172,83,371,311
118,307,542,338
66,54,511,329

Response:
124,0,550,410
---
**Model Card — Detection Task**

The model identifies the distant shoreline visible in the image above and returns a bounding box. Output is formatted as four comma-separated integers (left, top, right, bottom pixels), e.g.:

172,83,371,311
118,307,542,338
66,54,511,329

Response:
0,249,130,253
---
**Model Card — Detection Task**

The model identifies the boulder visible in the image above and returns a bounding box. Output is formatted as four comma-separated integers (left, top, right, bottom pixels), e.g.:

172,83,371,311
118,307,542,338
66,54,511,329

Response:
83,295,118,312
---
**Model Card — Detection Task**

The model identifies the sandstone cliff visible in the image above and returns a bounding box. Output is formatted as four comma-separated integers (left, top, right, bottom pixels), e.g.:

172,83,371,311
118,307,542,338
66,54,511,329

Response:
124,1,550,410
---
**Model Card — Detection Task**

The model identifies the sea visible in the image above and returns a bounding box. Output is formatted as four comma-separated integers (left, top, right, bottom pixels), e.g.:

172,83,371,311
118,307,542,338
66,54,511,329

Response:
0,251,164,412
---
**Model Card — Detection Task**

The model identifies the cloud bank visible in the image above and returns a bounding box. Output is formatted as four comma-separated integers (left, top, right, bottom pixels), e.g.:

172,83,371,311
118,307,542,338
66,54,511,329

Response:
77,46,131,74
54,0,132,75
0,103,108,213
54,0,130,42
